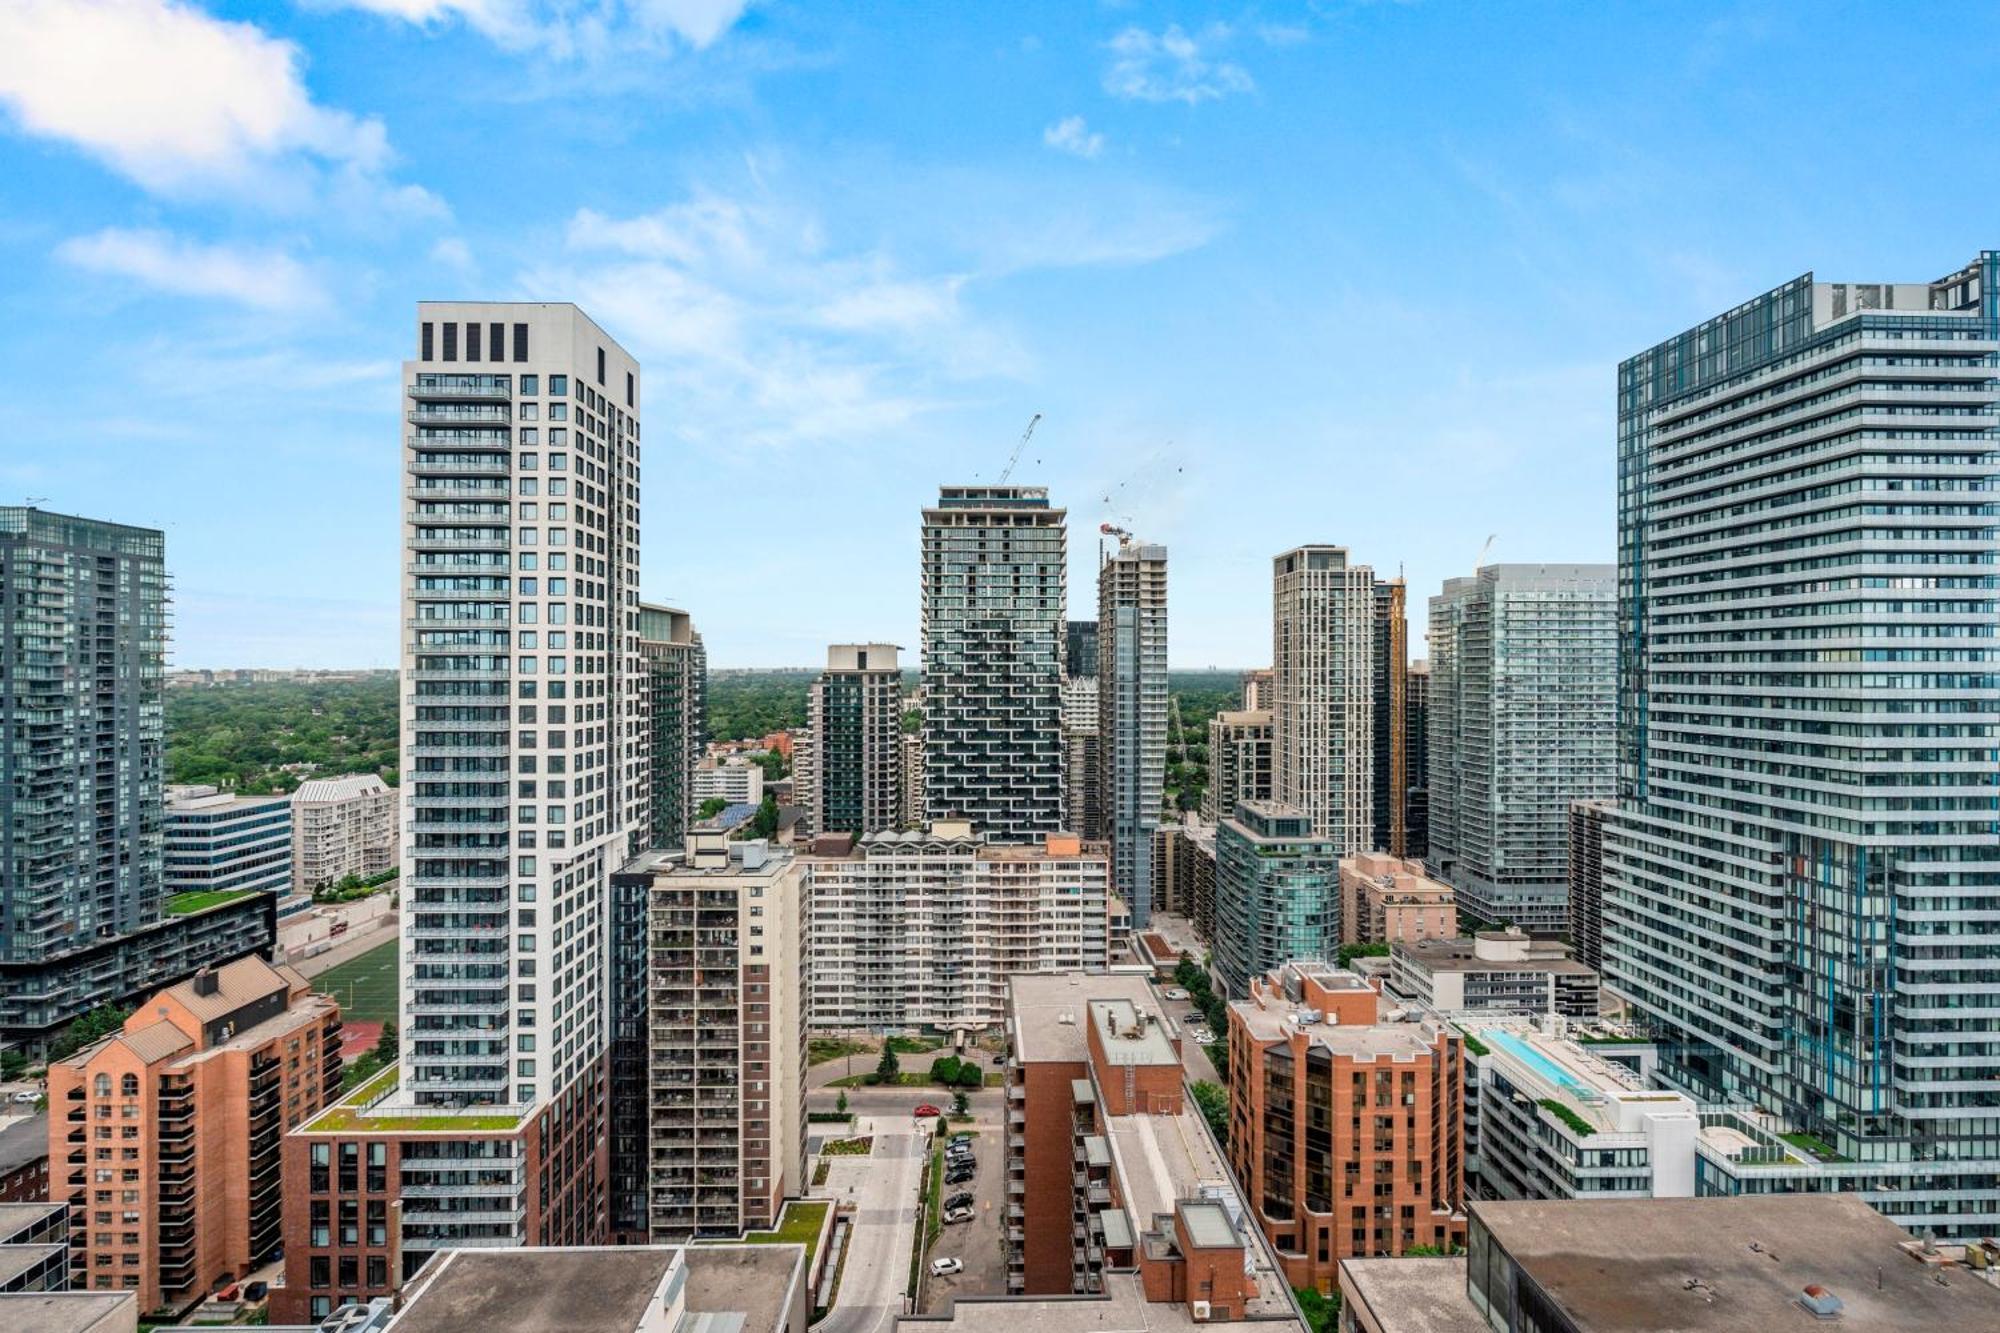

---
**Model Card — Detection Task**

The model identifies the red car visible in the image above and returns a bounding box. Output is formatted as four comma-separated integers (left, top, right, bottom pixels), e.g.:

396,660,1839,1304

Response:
913,1103,942,1119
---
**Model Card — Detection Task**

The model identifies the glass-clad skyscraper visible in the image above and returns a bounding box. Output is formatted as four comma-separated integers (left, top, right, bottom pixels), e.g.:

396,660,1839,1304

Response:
1097,539,1167,923
1603,254,2000,1237
1426,564,1615,933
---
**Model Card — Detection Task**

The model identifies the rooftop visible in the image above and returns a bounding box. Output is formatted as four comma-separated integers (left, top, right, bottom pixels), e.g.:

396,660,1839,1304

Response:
1395,936,1594,977
0,1243,60,1287
0,1292,136,1333
1087,999,1177,1068
0,1203,65,1239
1230,1000,1441,1059
1477,1194,2000,1331
301,1065,530,1134
390,1244,802,1333
900,1270,1297,1333
0,1113,48,1175
292,773,392,803
1336,1257,1484,1333
1010,973,1159,1065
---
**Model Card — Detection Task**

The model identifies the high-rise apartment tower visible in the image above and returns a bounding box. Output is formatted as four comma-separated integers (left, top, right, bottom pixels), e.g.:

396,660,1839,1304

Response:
806,644,903,836
1271,546,1375,856
1097,538,1167,923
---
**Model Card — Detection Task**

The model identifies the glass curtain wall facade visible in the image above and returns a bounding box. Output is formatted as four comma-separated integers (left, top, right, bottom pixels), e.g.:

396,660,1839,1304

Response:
637,603,705,853
1098,541,1168,923
1426,566,1616,933
1603,254,2000,1237
1212,801,1340,996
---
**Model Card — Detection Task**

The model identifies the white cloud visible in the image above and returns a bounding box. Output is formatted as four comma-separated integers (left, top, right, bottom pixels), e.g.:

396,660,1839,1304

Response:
0,0,419,207
1043,115,1105,160
1103,24,1253,105
313,0,751,56
56,228,328,312
430,236,476,270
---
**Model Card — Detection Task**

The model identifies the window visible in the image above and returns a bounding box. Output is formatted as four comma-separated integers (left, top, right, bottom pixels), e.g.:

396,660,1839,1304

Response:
310,1201,329,1247
310,1256,330,1289
339,1200,358,1245
442,323,458,361
368,1256,388,1288
368,1200,387,1244
421,322,434,360
597,346,606,384
466,322,481,361
521,373,538,394
550,373,568,394
489,322,504,360
120,1074,138,1096
339,1256,358,1287
626,370,634,408
513,323,529,362
94,1074,110,1096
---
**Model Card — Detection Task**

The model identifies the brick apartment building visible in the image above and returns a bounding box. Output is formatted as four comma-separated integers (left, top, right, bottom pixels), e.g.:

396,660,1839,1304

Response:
272,1056,611,1324
46,956,342,1317
1226,961,1464,1294
1003,971,1305,1329
1338,852,1456,948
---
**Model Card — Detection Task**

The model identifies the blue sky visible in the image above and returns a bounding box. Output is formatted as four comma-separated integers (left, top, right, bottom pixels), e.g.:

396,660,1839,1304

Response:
2,1,1994,668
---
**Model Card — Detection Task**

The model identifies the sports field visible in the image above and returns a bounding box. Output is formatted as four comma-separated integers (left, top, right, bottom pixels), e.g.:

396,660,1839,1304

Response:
312,939,399,1025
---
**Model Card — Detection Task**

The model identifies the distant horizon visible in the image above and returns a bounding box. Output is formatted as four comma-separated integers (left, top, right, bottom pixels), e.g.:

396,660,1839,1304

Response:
164,661,1270,675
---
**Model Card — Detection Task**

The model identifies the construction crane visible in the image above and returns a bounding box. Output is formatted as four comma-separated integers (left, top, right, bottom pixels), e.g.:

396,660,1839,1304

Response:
996,413,1042,484
1100,522,1133,546
1475,533,1497,568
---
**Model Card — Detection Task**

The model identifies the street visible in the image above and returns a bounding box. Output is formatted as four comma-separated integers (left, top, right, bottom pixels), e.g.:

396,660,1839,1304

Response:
812,1113,926,1333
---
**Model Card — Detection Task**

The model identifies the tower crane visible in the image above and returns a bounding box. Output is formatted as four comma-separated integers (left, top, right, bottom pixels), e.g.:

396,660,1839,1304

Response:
996,413,1042,483
1475,533,1497,568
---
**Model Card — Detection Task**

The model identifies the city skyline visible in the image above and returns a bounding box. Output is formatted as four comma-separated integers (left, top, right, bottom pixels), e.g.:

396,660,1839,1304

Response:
7,5,1995,667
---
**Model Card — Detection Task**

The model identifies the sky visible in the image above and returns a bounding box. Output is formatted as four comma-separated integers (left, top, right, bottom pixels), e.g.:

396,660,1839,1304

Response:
2,1,1997,669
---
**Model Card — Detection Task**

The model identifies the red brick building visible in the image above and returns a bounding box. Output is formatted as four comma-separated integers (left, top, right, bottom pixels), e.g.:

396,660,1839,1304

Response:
0,1114,50,1203
1003,972,1304,1328
1226,961,1464,1294
45,957,342,1317
272,1054,610,1324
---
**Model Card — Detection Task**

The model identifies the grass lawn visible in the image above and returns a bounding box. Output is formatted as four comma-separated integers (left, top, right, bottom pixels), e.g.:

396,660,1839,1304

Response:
734,1200,830,1272
312,939,399,1024
1780,1130,1850,1162
808,1037,869,1066
165,889,254,915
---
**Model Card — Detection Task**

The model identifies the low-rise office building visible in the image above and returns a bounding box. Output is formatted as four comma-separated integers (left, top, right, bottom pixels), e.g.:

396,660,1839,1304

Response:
291,775,398,893
47,957,342,1317
1338,852,1455,947
1002,971,1305,1333
163,787,294,902
805,825,1109,1033
1337,1194,2000,1332
1386,932,1595,1020
1227,963,1465,1293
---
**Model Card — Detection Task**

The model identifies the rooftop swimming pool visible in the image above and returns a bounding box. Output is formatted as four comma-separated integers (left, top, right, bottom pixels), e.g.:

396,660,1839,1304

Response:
1482,1029,1585,1093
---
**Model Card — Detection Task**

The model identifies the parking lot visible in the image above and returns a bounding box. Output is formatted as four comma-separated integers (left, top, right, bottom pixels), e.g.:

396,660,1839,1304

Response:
919,1106,1007,1310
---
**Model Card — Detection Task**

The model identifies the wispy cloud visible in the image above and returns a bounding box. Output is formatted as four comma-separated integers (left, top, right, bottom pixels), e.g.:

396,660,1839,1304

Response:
307,0,752,57
1104,23,1253,105
1043,115,1105,159
56,227,329,312
0,0,433,214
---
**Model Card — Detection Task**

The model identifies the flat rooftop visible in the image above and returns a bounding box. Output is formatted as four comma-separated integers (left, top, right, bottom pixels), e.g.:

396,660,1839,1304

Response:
1087,999,1177,1068
1231,1001,1440,1060
900,1271,1300,1333
0,1202,63,1238
300,1065,531,1135
1396,937,1594,976
1478,1194,2000,1331
1010,973,1159,1064
0,1291,137,1333
390,1245,801,1333
1338,1257,1483,1333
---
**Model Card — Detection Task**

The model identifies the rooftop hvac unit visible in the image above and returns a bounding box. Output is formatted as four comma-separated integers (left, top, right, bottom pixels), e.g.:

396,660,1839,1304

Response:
1190,1302,1211,1322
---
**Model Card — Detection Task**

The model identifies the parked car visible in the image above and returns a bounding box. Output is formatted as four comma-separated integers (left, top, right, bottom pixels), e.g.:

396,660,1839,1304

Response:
914,1103,942,1119
991,1054,1006,1066
930,1257,963,1276
943,1207,974,1225
944,1192,975,1211
946,1144,973,1158
945,1167,975,1185
1163,987,1188,1001
9,1091,35,1105
217,1284,240,1302
243,1282,269,1303
950,1132,973,1144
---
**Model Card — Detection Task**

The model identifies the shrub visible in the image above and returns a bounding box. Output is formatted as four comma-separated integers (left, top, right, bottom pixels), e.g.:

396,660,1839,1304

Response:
929,1055,963,1086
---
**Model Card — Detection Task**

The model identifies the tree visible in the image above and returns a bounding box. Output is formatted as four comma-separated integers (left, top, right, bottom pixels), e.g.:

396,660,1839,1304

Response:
697,797,729,821
956,1063,983,1089
930,1055,963,1086
875,1045,901,1084
374,1019,398,1063
753,749,787,783
1174,955,1203,991
1336,941,1390,970
48,1005,130,1061
1191,1080,1230,1146
750,794,780,839
0,1050,27,1081
836,1090,849,1116
952,1090,970,1118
